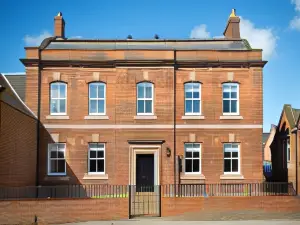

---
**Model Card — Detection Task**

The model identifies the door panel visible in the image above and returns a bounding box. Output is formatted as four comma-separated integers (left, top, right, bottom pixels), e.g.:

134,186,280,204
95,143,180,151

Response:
136,154,154,192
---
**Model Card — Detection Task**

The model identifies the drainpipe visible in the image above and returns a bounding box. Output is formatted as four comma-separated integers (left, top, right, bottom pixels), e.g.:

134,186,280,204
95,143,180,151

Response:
292,126,298,195
173,50,177,194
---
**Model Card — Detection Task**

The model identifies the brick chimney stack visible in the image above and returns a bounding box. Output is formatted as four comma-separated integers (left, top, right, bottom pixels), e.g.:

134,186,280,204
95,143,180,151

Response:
54,12,65,38
223,9,240,39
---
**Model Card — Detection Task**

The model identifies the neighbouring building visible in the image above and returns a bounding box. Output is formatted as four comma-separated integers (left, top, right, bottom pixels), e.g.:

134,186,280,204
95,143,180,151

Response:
20,9,266,187
270,104,300,194
262,125,276,180
0,73,37,186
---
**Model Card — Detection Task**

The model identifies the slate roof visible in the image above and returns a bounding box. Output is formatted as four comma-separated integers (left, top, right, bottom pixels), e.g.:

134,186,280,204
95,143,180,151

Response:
46,39,252,51
3,73,26,101
283,104,300,128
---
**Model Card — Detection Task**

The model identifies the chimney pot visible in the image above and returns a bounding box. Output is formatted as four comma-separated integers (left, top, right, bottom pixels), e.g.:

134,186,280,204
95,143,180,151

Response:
223,9,240,39
54,12,65,38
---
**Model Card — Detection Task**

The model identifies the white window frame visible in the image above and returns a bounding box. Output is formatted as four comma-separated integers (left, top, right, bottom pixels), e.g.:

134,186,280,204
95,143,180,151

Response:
222,83,239,115
50,82,67,115
136,82,154,115
287,138,291,162
184,143,201,174
184,82,201,115
88,83,106,115
223,143,240,175
88,143,105,175
47,143,66,176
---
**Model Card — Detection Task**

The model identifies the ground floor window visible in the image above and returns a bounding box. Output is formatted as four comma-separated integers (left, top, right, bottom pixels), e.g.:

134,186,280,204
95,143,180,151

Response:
48,143,66,175
88,143,105,174
224,143,240,174
184,143,201,174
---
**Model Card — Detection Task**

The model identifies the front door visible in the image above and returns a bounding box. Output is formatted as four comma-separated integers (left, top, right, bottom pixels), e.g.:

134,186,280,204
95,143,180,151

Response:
136,154,154,192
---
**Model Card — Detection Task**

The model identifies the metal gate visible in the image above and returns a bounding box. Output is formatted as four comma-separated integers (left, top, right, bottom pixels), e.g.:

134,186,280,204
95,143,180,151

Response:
129,185,161,218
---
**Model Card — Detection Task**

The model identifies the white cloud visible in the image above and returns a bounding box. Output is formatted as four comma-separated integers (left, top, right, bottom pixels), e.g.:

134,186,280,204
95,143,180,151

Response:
24,31,51,46
290,16,300,30
292,0,300,11
240,17,277,60
190,24,210,39
69,36,83,39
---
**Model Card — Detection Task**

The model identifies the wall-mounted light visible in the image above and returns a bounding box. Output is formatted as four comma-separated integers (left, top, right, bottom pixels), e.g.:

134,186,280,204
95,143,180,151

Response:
166,147,171,157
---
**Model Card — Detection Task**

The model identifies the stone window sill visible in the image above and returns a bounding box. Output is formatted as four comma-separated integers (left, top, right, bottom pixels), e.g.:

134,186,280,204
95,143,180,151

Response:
220,115,243,120
46,115,70,120
220,174,244,180
180,173,206,180
84,115,109,120
83,173,108,180
44,176,70,181
134,115,157,120
182,115,205,120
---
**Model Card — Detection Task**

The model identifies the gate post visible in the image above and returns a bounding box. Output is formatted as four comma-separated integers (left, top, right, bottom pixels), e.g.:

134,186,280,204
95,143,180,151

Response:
128,185,131,219
159,185,162,217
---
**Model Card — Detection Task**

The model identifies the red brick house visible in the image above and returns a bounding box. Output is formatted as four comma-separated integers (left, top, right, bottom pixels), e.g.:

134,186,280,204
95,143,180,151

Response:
20,10,266,188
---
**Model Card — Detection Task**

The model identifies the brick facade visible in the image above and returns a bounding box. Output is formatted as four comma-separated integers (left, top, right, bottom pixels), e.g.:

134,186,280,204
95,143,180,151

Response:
21,12,265,187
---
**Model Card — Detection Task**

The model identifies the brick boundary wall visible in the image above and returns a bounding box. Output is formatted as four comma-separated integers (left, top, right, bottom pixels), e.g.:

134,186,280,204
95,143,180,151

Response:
0,198,128,224
162,196,300,217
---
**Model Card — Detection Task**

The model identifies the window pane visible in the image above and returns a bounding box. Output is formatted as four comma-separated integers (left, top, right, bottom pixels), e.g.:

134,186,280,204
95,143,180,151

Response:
232,143,239,149
59,99,66,113
185,143,193,149
145,100,152,113
138,85,144,98
185,83,193,98
98,85,105,98
223,100,230,113
50,100,59,113
224,152,231,158
232,152,238,158
193,159,200,172
97,143,105,149
58,144,65,150
185,151,192,158
192,83,200,91
223,85,230,92
193,143,200,149
90,85,97,98
97,159,104,172
223,92,230,98
137,100,144,113
50,151,57,158
231,85,237,92
90,100,97,113
145,86,152,98
193,91,199,98
193,100,200,113
90,160,96,172
89,143,97,149
185,100,192,113
231,91,237,98
57,160,65,173
97,150,104,158
185,159,192,172
231,100,237,113
224,159,231,172
232,159,239,172
59,84,66,98
50,160,57,173
57,151,64,158
193,151,199,158
90,151,96,158
51,84,58,98
98,100,105,113
224,143,231,150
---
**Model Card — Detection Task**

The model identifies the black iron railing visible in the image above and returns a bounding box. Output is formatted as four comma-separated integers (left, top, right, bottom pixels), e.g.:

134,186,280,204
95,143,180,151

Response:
0,182,296,200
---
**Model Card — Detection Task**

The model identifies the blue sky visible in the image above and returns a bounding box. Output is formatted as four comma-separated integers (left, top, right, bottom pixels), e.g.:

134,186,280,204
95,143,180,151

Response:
1,0,300,132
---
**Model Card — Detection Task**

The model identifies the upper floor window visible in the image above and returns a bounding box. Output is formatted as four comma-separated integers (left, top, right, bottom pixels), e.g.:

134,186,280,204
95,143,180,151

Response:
89,83,106,115
88,143,105,174
224,143,240,174
222,83,239,115
48,143,66,176
184,143,201,174
137,82,153,115
50,82,67,115
185,82,201,115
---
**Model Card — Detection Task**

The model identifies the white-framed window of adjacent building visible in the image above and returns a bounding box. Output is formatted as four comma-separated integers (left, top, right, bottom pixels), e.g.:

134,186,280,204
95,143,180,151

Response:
50,82,67,115
222,83,239,115
184,143,201,174
88,143,105,174
224,143,240,174
137,82,154,115
89,82,106,115
48,143,66,176
286,138,291,162
184,82,201,115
